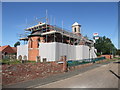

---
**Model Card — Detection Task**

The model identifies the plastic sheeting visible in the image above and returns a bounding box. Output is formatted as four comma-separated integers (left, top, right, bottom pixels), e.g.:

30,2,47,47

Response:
17,44,28,60
39,42,97,62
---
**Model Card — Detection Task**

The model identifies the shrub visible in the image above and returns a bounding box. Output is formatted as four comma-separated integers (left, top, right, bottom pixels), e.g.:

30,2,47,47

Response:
96,53,101,56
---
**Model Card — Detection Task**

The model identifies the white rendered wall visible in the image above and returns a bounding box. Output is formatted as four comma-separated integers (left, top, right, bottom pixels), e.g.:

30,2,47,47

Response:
17,44,28,60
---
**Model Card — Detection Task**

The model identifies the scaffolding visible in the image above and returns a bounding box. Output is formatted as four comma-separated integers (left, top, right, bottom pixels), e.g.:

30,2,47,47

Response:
22,12,94,47
24,22,93,46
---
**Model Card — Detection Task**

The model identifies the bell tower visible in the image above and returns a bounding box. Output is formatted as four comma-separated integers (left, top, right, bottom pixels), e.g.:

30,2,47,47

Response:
72,22,81,34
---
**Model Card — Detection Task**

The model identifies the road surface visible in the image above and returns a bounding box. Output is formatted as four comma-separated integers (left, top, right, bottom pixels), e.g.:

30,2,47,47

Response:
36,62,119,88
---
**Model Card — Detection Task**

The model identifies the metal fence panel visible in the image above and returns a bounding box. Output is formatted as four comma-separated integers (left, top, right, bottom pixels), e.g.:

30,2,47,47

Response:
67,57,106,67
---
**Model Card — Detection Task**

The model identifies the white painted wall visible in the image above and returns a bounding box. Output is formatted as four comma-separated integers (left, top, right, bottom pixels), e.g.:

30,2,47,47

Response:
17,44,28,60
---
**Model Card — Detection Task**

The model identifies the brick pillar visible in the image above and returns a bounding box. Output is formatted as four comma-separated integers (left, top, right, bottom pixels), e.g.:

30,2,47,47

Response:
62,56,67,72
28,36,40,61
60,56,63,61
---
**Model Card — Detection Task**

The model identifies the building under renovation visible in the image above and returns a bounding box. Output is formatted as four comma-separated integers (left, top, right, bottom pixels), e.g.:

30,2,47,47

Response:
17,20,97,62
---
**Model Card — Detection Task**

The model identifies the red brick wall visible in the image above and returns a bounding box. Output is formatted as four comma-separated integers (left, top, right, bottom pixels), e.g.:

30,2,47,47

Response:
2,62,63,85
28,49,39,61
28,36,40,61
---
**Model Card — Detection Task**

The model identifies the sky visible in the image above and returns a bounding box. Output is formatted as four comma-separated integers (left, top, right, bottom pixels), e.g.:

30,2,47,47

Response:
2,2,118,48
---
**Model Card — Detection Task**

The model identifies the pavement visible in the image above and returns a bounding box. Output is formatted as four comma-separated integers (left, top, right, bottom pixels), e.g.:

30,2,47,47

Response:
2,61,119,88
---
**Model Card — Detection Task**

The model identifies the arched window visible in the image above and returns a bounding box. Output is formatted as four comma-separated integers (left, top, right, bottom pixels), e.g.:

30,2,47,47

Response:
38,38,40,42
74,27,76,32
30,39,33,48
37,38,40,48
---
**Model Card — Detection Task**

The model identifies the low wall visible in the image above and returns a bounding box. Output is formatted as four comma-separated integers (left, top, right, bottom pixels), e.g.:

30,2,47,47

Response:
68,63,93,71
100,55,113,59
68,59,107,71
95,59,108,64
2,62,63,85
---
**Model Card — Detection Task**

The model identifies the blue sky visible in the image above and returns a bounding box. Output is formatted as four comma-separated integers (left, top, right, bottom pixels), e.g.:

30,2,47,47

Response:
2,2,118,48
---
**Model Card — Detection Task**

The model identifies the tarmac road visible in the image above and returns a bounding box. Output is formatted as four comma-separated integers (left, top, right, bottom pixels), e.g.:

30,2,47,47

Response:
36,62,119,88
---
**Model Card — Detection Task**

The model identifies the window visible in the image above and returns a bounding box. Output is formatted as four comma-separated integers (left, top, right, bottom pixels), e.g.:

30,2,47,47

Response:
38,38,40,42
74,27,76,32
37,38,40,48
30,39,33,48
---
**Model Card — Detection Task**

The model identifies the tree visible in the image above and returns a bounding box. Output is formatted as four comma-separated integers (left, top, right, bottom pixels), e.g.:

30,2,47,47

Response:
94,36,116,55
84,35,88,40
116,49,120,56
14,41,20,47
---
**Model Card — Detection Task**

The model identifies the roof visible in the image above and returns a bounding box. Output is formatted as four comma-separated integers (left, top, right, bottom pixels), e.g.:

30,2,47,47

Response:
0,45,9,51
11,47,17,52
0,45,17,54
72,22,80,26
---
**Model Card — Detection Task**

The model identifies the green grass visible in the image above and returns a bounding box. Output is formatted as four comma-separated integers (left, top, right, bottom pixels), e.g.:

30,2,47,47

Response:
113,57,120,60
102,57,120,63
0,59,21,65
0,59,37,65
26,60,36,63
